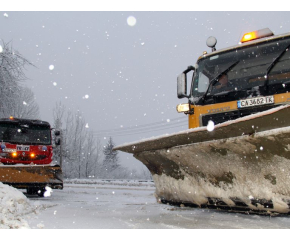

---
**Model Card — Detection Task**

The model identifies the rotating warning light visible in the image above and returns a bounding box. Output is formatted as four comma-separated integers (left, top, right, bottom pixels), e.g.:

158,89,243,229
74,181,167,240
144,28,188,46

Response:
240,28,274,43
30,153,36,158
241,32,257,42
12,152,17,157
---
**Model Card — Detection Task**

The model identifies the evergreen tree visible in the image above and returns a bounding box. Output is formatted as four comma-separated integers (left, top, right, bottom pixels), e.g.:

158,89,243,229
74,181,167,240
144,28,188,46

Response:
102,137,120,175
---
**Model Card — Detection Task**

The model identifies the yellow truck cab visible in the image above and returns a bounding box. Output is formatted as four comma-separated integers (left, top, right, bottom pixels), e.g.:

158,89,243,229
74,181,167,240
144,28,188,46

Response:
177,28,290,129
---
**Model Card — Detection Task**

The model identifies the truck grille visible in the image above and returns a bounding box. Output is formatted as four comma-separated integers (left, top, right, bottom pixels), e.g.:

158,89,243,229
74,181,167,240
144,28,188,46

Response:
201,105,280,126
0,153,47,161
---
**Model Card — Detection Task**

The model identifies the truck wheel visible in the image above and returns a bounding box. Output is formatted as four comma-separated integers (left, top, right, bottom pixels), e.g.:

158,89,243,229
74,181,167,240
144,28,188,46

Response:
27,188,38,195
37,188,46,197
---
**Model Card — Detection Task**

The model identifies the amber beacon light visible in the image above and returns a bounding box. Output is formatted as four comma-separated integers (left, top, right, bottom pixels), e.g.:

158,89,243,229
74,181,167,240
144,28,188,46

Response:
240,28,274,43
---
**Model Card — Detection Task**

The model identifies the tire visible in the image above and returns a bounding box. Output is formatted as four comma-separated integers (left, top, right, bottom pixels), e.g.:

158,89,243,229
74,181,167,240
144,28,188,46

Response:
37,188,46,197
27,188,38,195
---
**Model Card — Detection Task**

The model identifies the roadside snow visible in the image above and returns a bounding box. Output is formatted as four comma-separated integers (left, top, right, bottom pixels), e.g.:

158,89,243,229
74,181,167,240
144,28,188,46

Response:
0,182,33,229
65,178,154,187
27,182,290,229
2,180,290,229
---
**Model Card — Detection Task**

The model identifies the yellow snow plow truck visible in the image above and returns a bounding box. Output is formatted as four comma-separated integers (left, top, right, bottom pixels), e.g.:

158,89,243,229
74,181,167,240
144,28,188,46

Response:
115,28,290,214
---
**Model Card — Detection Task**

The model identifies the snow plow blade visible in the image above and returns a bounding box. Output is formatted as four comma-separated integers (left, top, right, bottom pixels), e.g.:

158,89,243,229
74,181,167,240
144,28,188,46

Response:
115,105,290,214
0,165,63,190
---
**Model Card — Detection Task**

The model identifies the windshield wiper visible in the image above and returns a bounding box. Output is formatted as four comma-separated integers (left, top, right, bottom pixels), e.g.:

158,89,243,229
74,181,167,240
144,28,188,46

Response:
201,60,240,103
264,42,290,87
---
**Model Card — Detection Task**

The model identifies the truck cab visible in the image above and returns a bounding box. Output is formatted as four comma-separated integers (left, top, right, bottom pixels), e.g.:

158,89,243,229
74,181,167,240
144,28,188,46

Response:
177,28,290,129
0,117,55,165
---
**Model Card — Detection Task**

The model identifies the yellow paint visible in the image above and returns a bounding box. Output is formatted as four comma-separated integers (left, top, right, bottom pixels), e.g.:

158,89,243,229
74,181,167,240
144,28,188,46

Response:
188,92,290,129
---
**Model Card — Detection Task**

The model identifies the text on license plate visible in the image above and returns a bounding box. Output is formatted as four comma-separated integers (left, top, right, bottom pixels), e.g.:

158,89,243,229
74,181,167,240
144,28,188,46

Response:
16,145,30,151
237,96,274,108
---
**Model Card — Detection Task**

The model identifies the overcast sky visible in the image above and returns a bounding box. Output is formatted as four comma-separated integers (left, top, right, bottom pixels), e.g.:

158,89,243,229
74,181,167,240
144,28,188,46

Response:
1,8,290,169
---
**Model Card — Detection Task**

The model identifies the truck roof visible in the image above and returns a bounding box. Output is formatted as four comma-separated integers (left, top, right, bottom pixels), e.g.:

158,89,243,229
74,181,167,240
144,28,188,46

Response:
198,31,290,61
0,118,51,127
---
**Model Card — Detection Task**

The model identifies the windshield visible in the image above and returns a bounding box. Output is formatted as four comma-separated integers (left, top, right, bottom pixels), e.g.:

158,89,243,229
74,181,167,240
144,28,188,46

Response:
0,123,51,145
192,37,290,102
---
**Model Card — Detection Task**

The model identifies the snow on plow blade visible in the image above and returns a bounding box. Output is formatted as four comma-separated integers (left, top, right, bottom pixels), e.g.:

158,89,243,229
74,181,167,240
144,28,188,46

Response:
115,105,290,214
0,165,63,190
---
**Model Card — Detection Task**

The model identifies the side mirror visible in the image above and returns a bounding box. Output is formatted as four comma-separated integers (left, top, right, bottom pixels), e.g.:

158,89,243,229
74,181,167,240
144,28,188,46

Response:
55,130,61,136
177,66,195,99
177,73,187,98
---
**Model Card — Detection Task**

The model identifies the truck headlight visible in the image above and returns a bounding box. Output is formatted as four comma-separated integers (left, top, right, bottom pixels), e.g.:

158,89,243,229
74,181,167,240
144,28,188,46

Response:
176,103,190,113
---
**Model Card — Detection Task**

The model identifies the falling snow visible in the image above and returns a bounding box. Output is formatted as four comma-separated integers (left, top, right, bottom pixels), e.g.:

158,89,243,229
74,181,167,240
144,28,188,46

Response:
43,186,52,197
207,120,215,132
127,16,137,27
2,12,290,229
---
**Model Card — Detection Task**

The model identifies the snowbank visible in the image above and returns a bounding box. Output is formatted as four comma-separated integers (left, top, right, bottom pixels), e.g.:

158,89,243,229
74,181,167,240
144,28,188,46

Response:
0,182,33,229
65,178,154,187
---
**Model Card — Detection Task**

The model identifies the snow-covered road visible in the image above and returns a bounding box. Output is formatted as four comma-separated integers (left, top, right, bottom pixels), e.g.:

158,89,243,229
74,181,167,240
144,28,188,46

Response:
23,180,290,229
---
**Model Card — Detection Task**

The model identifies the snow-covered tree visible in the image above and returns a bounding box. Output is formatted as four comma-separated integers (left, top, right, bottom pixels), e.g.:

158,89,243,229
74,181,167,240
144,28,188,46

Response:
102,137,120,176
0,40,38,119
11,86,40,119
52,103,103,179
60,109,87,178
52,104,152,180
52,102,65,167
53,101,65,130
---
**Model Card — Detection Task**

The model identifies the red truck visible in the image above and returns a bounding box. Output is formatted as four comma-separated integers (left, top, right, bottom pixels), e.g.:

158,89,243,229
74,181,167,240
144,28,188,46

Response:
0,117,63,196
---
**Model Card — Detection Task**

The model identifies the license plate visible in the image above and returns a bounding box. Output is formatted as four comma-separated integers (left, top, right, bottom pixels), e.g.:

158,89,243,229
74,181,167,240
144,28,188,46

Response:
237,96,274,108
16,145,30,151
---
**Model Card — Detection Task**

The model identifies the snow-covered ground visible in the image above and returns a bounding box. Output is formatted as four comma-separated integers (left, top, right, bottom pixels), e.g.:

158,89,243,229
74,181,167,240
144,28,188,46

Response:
1,180,290,229
0,182,32,229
